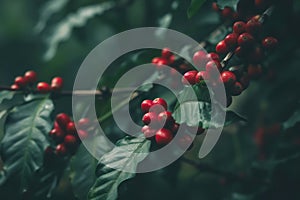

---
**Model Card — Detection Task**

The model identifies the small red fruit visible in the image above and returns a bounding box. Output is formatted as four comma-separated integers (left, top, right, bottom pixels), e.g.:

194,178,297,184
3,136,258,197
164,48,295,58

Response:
224,33,238,49
193,50,207,68
77,129,88,139
237,33,255,47
161,48,172,58
152,98,168,111
55,113,71,130
24,70,37,84
233,21,246,34
246,20,262,36
49,128,65,143
14,76,28,87
230,82,244,96
182,70,198,85
220,71,237,87
56,144,67,156
37,82,51,93
216,40,228,54
66,122,77,135
152,57,160,64
64,134,78,149
262,37,278,50
10,84,20,90
171,123,180,133
141,99,154,113
142,112,158,125
206,52,220,62
51,77,63,91
141,125,156,138
247,46,264,63
155,128,173,145
221,7,233,19
212,2,220,12
206,60,222,75
78,118,90,129
195,71,208,83
158,111,175,128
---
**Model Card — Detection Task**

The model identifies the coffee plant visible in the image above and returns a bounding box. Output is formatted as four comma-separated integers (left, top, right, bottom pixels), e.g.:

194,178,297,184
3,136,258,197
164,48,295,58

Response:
0,0,300,199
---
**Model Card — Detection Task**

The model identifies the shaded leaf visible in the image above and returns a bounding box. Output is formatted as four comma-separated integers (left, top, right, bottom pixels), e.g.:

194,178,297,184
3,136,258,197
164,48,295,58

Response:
88,136,151,200
188,0,207,18
283,110,300,131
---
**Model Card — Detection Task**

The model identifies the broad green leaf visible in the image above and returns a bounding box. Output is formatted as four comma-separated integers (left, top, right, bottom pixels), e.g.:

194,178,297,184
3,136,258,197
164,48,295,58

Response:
88,136,151,200
217,0,238,10
0,98,54,192
283,110,300,130
188,0,207,18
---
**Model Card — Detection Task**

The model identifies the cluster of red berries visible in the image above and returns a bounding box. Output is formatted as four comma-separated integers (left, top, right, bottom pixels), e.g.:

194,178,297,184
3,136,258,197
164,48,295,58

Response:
10,70,64,93
141,98,179,146
47,113,90,157
152,48,176,68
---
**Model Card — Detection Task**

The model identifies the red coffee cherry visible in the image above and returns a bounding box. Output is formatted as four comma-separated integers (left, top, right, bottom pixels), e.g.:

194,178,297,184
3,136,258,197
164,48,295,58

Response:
49,128,65,143
206,60,222,78
158,111,175,128
78,118,90,129
141,125,156,138
77,129,88,139
221,7,234,19
56,144,67,156
195,71,208,83
10,84,20,90
237,33,255,47
24,70,37,84
193,50,207,68
55,113,71,130
206,52,220,62
66,122,77,135
142,112,158,125
14,76,28,87
161,48,172,58
141,100,154,113
212,2,220,12
247,64,263,79
155,128,173,145
234,46,247,58
233,21,246,34
171,123,180,133
51,77,63,91
262,37,278,50
224,33,238,49
152,57,160,64
37,82,51,93
216,40,229,54
230,82,244,96
246,20,262,36
182,70,198,85
152,98,168,111
220,71,237,87
64,134,78,149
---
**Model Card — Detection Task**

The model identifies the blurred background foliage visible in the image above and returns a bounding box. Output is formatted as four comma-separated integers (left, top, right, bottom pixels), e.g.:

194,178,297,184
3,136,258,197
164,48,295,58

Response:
0,0,300,199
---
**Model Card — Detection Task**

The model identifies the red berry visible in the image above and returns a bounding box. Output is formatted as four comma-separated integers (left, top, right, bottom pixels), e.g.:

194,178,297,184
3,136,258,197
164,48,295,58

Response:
206,52,220,62
161,48,172,58
10,84,20,90
37,82,51,93
64,134,78,149
51,77,63,91
237,33,255,47
224,33,238,49
56,113,71,130
247,64,263,79
156,58,168,67
56,144,67,156
78,118,90,129
247,46,264,63
24,70,37,84
152,57,160,64
171,123,180,133
141,100,154,113
246,20,262,36
49,128,65,143
220,71,237,87
152,98,168,111
158,111,175,128
14,76,28,87
141,125,156,138
206,60,222,78
193,50,207,68
182,70,198,85
216,40,228,54
221,7,233,19
233,21,246,34
155,128,173,145
195,71,208,83
262,37,278,50
212,2,220,12
77,129,88,139
230,82,244,96
66,122,76,135
142,112,158,125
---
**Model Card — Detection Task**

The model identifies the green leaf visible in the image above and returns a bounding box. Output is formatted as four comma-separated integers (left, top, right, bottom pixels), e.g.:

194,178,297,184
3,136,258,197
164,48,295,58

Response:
217,0,238,10
0,98,54,192
88,136,151,200
70,145,98,200
283,110,300,131
188,0,207,18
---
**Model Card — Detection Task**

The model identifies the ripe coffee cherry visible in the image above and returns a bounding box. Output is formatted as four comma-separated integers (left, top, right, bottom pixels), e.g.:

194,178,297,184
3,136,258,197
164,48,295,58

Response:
212,2,220,12
14,76,28,87
193,50,207,68
216,40,228,54
66,122,76,135
37,82,51,93
152,57,160,64
158,111,175,128
230,82,244,96
161,48,172,58
224,33,238,49
141,100,153,113
49,128,65,143
142,112,158,125
77,129,88,139
234,46,247,58
24,70,37,84
155,128,173,145
51,77,63,91
262,37,278,50
206,60,222,77
78,118,90,129
64,134,78,149
182,70,198,85
177,134,194,151
247,46,264,63
233,21,246,34
247,64,263,79
221,7,233,19
56,144,67,156
206,52,220,62
220,71,237,87
10,84,20,90
152,98,168,111
56,113,71,130
195,71,208,83
141,125,156,138
171,123,179,133
246,20,262,36
238,33,255,47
